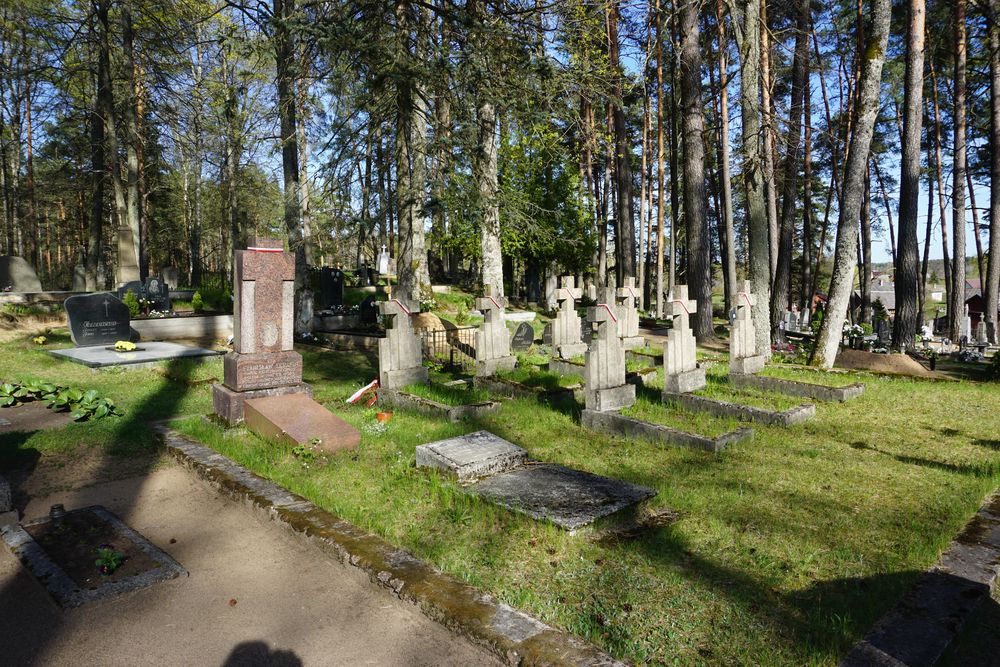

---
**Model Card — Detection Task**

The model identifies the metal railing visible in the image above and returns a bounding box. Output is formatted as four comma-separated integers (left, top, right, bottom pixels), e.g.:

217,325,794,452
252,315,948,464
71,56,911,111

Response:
418,326,478,371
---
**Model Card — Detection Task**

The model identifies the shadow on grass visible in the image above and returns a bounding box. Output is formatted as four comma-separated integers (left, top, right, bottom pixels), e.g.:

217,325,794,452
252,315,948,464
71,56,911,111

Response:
971,439,1000,451
850,441,1000,477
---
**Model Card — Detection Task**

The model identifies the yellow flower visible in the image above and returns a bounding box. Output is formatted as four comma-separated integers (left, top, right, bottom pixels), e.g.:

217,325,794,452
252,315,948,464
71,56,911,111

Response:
114,340,136,352
32,336,46,345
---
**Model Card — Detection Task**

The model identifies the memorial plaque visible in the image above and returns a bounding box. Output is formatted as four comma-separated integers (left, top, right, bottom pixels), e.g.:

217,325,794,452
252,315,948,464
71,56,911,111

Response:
511,322,535,351
223,351,303,392
359,295,379,325
65,293,132,347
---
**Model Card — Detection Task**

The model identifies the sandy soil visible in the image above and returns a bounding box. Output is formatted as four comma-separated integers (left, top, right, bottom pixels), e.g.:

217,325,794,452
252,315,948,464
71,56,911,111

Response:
834,349,937,377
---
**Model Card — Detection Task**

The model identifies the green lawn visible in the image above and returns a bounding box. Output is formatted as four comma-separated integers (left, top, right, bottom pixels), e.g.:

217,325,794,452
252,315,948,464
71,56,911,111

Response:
2,326,999,665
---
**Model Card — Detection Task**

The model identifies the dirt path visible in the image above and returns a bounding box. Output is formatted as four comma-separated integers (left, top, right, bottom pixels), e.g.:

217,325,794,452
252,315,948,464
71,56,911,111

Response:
0,462,499,666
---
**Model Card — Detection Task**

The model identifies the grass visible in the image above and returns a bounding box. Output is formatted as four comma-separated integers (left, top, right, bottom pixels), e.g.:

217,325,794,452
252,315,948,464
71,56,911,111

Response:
3,323,1000,665
401,381,492,406
497,366,582,390
621,393,742,438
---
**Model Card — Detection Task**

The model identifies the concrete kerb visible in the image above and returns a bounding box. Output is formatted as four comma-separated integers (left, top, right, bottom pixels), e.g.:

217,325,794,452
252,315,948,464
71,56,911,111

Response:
728,373,865,402
473,375,579,401
663,392,816,426
152,423,625,667
378,389,502,423
581,409,752,453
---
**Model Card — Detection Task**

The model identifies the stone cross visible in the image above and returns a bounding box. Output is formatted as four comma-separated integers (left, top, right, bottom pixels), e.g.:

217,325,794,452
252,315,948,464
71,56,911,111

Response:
730,281,766,374
551,276,587,359
662,284,706,393
474,286,516,376
377,292,429,389
583,303,634,412
234,236,295,355
616,277,644,348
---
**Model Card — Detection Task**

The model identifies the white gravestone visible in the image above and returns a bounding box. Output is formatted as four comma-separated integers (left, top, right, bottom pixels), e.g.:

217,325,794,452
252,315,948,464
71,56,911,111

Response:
584,303,635,412
377,293,429,389
730,281,767,375
616,277,645,349
475,287,517,376
663,285,706,393
549,276,587,359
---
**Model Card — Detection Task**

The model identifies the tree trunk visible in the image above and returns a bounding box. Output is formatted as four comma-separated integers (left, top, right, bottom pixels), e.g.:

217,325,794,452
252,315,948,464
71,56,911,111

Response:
608,0,636,284
655,0,666,317
122,8,142,281
894,0,924,351
811,0,890,368
668,11,680,293
770,0,809,335
715,0,736,314
860,172,872,325
476,101,503,297
987,0,1000,343
949,0,967,341
760,0,778,281
800,64,813,313
86,1,109,292
930,61,952,321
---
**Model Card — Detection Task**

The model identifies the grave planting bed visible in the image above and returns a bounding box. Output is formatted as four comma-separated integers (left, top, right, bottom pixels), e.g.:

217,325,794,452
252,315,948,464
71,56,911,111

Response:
6,331,1000,666
378,382,501,423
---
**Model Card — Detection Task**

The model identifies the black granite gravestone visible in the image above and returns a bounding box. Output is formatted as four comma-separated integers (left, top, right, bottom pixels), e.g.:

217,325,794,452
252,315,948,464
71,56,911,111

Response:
359,295,379,326
65,293,132,347
144,275,171,312
319,268,344,310
511,322,534,351
117,280,144,304
542,322,552,346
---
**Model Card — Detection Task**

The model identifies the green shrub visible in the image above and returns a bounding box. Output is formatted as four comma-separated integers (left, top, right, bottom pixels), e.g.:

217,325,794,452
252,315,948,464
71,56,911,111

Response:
195,277,233,314
122,290,140,318
192,291,204,313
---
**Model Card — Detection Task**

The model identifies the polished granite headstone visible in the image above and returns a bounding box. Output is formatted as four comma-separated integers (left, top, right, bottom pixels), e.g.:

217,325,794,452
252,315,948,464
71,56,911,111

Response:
511,322,535,351
64,293,132,347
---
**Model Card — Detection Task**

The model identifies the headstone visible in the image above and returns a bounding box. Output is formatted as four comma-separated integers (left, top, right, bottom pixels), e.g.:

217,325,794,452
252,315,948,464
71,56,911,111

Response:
162,266,180,288
474,287,517,376
548,276,587,359
876,320,891,347
117,280,144,305
543,273,558,311
359,295,379,326
730,281,767,375
541,322,553,346
961,304,972,343
511,322,534,351
975,320,988,344
212,237,325,434
0,256,42,292
376,246,390,275
377,292,429,389
243,393,360,453
64,293,132,347
144,275,171,313
663,285,706,393
71,263,87,292
416,430,527,482
616,277,645,349
583,303,635,412
319,267,344,310
585,281,597,302
785,309,799,333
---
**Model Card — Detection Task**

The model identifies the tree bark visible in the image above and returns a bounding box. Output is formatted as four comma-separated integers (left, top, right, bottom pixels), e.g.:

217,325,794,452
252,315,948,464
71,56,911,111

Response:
655,0,666,318
987,0,1000,343
760,0,778,281
608,0,636,284
949,0,967,341
86,0,110,291
811,0,890,368
715,0,736,314
122,7,143,281
930,61,952,321
476,101,503,297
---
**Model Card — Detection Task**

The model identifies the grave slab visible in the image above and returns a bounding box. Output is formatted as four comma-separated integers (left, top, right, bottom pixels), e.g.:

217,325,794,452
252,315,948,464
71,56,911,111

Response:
49,341,222,369
664,391,815,426
470,464,656,531
415,430,527,482
212,383,312,425
243,392,360,453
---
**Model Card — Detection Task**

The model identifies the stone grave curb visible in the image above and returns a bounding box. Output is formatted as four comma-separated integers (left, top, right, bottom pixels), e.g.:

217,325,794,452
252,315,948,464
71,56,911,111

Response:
728,373,865,402
473,376,579,401
378,389,502,424
548,358,586,378
625,350,662,367
153,423,627,667
839,489,1000,667
663,392,815,426
581,409,752,453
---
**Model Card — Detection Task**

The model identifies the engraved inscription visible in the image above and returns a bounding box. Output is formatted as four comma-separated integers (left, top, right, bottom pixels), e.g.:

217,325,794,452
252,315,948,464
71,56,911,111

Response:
229,359,301,391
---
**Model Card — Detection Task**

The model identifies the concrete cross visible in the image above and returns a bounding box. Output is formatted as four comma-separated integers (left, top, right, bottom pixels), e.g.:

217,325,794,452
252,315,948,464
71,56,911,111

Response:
557,276,582,306
665,284,697,320
233,236,295,355
617,277,640,308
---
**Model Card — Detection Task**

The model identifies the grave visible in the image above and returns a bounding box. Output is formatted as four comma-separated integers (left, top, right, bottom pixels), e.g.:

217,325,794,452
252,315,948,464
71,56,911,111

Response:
0,505,186,608
662,285,706,394
161,266,180,287
415,430,656,530
213,238,359,453
143,275,171,312
616,278,645,349
64,293,133,347
474,287,517,377
50,341,222,369
510,322,535,351
377,293,429,389
549,276,587,360
117,279,144,304
71,262,87,291
0,255,42,292
729,281,767,375
960,304,973,344
582,303,635,412
319,267,344,310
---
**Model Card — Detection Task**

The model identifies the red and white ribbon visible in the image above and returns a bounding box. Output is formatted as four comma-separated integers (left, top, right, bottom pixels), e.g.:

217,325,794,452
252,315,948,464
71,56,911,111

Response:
391,298,411,315
247,246,284,253
597,303,618,322
671,299,691,315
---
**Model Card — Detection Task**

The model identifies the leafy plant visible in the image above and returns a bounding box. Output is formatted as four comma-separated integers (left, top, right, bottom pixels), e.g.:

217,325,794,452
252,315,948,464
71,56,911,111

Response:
122,290,140,318
0,379,123,421
192,291,204,313
94,544,126,575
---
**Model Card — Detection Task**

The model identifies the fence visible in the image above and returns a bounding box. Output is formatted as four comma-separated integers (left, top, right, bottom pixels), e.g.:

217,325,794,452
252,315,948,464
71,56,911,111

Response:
418,326,478,371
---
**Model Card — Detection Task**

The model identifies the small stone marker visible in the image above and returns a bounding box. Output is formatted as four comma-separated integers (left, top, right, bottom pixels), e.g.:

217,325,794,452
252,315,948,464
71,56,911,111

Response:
71,262,86,292
0,255,42,292
663,285,706,393
583,303,635,412
212,238,358,457
243,393,361,453
377,292,429,389
475,287,517,376
729,281,767,375
549,276,587,359
511,322,535,351
541,322,553,346
415,430,527,482
64,293,132,347
616,277,645,349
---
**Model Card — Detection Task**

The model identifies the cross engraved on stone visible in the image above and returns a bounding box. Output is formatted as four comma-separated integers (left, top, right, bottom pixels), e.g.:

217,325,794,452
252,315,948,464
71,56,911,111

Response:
103,298,112,318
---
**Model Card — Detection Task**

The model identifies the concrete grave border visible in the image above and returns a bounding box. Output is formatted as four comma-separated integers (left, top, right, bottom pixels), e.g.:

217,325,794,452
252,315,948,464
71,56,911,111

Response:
152,423,625,667
473,375,579,401
581,409,753,453
378,388,502,424
0,505,188,608
728,373,865,402
663,392,815,426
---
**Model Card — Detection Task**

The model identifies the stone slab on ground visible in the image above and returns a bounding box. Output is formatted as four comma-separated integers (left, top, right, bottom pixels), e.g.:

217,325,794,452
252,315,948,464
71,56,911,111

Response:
729,373,865,402
664,392,816,426
581,409,753,454
379,390,501,424
223,350,303,392
49,342,222,369
243,393,360,453
152,426,622,666
840,491,1000,667
415,430,527,482
211,383,312,425
470,463,656,531
0,505,187,608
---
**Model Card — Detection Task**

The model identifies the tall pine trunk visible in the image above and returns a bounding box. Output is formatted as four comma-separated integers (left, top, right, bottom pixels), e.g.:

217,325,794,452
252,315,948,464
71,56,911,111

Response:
949,0,967,341
987,0,1000,343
